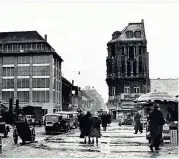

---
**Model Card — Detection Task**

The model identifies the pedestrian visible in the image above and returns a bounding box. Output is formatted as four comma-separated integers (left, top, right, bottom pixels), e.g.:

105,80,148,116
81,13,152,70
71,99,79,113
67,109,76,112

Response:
89,112,102,144
148,104,165,152
134,111,143,134
166,107,178,122
83,111,92,144
100,111,108,131
117,113,124,126
78,111,85,138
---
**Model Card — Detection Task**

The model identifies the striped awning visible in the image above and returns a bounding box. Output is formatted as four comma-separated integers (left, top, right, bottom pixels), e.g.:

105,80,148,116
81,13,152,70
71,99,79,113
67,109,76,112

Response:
134,92,176,103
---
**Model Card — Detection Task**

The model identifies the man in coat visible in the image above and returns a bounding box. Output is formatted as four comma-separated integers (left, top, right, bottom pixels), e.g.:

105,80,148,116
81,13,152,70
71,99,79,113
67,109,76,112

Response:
83,111,92,144
134,112,143,134
100,111,108,131
89,112,102,144
149,105,165,151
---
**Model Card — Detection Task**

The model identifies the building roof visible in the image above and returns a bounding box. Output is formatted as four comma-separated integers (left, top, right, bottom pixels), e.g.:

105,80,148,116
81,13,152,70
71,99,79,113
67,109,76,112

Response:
0,31,45,44
108,19,146,44
62,77,73,87
0,31,63,62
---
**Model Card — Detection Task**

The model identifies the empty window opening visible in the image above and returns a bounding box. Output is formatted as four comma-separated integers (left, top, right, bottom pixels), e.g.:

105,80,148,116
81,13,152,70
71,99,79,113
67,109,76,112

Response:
127,61,131,76
129,46,134,59
126,31,133,38
121,46,124,55
135,31,141,38
111,45,115,57
134,86,140,93
139,46,142,55
139,61,142,73
124,85,130,94
133,61,137,76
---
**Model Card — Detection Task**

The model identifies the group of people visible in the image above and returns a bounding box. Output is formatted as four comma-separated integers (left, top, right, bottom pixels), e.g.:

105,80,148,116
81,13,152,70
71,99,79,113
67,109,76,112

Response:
77,110,112,144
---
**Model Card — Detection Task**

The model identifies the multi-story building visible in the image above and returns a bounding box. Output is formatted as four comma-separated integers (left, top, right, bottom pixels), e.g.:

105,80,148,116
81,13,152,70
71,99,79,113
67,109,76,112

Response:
62,77,73,111
0,31,63,114
106,20,150,118
150,78,178,97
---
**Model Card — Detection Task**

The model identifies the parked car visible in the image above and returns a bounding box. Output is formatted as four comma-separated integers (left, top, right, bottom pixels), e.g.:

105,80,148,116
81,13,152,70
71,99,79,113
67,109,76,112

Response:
44,111,78,135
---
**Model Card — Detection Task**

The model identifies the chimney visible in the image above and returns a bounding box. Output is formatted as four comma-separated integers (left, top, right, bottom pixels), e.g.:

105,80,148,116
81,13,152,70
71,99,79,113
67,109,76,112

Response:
44,34,47,41
141,19,144,24
72,80,74,86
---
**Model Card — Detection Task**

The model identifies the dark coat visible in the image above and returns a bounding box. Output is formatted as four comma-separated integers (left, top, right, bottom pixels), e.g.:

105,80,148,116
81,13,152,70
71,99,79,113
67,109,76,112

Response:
78,113,85,130
82,113,92,136
89,116,102,137
149,109,165,139
134,113,142,131
100,114,108,128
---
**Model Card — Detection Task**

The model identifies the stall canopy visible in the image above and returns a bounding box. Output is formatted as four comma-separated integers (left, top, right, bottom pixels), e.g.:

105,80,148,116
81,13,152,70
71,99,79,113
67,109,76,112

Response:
134,92,176,103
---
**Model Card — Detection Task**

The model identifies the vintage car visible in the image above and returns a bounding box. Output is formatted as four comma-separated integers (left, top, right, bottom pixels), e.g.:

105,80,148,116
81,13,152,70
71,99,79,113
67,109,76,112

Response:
0,116,10,138
13,114,35,144
44,111,78,134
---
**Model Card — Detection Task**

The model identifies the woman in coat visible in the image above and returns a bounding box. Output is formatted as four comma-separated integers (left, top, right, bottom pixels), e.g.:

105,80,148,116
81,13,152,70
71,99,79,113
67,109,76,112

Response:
100,111,108,131
83,111,92,144
89,112,102,144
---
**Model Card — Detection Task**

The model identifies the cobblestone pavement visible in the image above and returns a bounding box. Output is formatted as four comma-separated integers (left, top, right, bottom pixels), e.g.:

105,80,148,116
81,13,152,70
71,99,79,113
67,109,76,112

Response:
0,122,178,158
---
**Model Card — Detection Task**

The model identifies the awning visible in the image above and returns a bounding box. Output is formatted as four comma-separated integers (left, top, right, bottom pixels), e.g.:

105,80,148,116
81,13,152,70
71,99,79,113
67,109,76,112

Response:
134,92,176,103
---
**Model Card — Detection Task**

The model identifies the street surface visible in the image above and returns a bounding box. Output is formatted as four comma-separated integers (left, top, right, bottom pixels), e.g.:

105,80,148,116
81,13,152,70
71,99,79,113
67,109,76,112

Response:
0,122,178,158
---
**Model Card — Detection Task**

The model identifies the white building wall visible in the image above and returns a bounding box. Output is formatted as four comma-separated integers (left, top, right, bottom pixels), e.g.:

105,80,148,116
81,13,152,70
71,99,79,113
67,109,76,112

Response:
150,78,178,97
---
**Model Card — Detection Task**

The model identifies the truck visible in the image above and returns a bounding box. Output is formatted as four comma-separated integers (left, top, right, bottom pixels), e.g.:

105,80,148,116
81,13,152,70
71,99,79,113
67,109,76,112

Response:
22,106,43,126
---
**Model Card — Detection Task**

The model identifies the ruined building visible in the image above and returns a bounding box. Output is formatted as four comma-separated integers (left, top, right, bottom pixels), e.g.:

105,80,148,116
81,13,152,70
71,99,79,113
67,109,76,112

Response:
106,19,150,118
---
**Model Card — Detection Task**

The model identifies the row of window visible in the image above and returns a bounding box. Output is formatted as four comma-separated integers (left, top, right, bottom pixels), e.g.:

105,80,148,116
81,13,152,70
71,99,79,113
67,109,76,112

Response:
2,91,50,102
126,31,141,38
2,78,50,89
111,45,143,57
111,85,140,96
108,60,142,76
2,66,50,76
2,55,51,65
0,43,52,52
53,91,61,104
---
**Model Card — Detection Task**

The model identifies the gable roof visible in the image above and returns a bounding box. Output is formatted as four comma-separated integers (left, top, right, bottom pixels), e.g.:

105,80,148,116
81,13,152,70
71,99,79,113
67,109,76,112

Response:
108,19,146,44
0,31,45,44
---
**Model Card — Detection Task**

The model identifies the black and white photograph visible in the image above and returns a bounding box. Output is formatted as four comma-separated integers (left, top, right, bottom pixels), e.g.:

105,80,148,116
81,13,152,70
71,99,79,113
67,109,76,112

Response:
0,0,178,158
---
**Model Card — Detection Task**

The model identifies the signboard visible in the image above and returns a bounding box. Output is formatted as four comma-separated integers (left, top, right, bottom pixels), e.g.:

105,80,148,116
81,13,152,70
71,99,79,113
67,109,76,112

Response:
121,93,142,100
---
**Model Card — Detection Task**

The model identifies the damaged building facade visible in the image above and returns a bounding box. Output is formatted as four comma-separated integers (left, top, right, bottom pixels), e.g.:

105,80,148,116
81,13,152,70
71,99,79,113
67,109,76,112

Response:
106,19,150,118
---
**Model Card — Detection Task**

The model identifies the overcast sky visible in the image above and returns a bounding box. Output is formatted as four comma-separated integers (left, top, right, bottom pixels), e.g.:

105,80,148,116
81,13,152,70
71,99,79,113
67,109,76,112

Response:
0,0,179,102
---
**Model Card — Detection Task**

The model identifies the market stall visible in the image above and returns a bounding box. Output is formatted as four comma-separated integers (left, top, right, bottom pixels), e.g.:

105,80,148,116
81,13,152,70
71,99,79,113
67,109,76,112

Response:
134,92,178,144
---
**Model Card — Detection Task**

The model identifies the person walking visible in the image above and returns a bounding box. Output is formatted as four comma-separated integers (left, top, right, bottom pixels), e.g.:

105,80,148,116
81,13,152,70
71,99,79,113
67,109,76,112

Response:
148,105,165,152
89,112,102,144
100,111,108,131
83,111,92,144
134,112,143,134
78,111,85,138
